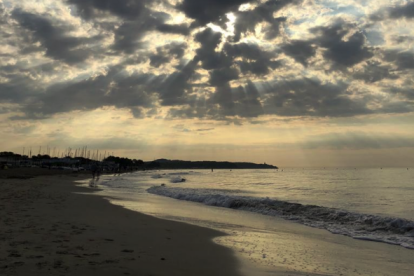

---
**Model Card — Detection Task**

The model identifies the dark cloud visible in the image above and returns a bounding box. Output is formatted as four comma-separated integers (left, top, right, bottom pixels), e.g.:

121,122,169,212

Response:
156,59,199,106
12,10,100,64
209,67,239,86
60,59,196,111
171,80,265,119
370,2,414,21
177,0,249,26
6,65,158,120
386,79,414,100
311,19,373,68
262,78,372,117
232,0,301,42
281,40,316,66
149,42,187,68
384,50,414,70
130,107,145,118
388,2,414,19
111,12,171,54
352,61,398,83
0,74,40,105
223,42,274,60
237,60,271,75
392,35,414,44
209,84,237,117
232,81,264,117
67,0,186,54
66,0,147,20
194,28,232,70
223,42,280,75
156,23,191,35
2,0,414,123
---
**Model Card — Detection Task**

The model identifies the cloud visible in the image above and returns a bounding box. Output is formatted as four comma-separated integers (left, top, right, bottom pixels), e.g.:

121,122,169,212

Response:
231,0,302,42
12,9,100,64
209,67,239,86
262,78,372,117
223,42,280,75
194,28,232,70
8,66,157,119
392,35,414,44
149,42,187,68
196,128,215,132
386,78,414,100
311,19,373,69
156,23,191,36
281,40,316,66
111,12,171,54
352,61,398,83
66,0,147,20
177,0,250,26
384,50,414,70
371,2,414,21
155,58,199,106
1,0,414,124
67,0,185,54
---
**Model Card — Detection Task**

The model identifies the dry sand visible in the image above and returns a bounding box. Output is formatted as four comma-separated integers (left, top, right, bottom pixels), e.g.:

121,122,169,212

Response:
0,168,242,276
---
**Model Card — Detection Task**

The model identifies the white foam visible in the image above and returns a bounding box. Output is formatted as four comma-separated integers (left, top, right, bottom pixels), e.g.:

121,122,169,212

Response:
147,186,414,249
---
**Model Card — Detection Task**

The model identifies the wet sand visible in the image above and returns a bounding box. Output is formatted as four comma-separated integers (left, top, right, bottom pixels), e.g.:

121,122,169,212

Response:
0,168,242,276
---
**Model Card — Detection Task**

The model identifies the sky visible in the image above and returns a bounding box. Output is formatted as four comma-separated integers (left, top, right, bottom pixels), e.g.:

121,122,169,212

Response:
0,0,414,167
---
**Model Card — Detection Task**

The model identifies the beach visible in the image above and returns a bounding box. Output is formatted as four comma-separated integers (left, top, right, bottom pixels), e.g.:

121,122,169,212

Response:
0,169,242,276
2,168,414,276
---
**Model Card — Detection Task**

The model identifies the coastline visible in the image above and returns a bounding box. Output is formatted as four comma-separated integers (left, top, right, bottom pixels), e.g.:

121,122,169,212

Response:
0,169,242,276
95,170,414,276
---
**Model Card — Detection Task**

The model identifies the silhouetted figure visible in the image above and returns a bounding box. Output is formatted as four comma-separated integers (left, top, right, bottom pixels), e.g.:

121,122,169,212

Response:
96,166,101,180
91,163,98,179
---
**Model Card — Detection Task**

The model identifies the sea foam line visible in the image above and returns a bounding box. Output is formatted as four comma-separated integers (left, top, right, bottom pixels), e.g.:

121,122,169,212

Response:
147,186,414,249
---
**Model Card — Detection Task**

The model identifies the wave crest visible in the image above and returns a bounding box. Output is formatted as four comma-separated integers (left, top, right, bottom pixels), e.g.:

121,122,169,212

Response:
147,186,414,249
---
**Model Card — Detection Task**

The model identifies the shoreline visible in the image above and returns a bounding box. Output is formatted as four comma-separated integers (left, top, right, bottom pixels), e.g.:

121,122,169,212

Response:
95,169,414,276
0,168,243,276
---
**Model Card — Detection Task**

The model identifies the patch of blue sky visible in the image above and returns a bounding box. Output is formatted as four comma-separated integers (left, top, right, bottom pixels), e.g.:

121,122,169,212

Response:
292,18,312,26
2,0,15,9
283,26,295,37
323,5,366,19
364,30,385,46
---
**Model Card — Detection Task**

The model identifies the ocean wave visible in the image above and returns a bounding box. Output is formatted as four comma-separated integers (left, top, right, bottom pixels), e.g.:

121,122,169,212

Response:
147,186,414,249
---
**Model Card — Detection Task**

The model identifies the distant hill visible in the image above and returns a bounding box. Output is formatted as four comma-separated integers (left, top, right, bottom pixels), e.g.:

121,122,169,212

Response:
147,159,278,169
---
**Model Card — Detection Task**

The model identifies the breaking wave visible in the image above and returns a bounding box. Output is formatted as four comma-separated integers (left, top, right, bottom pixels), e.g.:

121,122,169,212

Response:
147,186,414,249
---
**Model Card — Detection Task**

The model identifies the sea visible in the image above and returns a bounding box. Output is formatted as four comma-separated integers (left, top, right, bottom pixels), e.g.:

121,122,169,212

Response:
84,168,414,275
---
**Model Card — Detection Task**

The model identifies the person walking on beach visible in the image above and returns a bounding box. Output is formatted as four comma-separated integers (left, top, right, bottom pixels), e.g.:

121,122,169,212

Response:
91,163,97,179
96,165,101,180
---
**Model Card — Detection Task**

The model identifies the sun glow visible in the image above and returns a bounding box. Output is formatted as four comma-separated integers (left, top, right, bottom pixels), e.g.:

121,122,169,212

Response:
206,13,236,37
